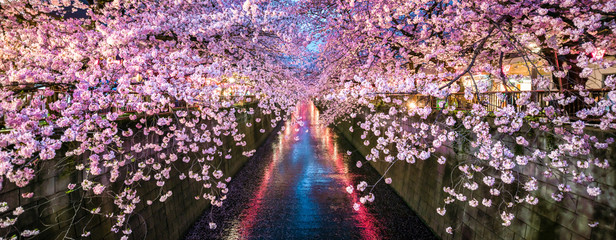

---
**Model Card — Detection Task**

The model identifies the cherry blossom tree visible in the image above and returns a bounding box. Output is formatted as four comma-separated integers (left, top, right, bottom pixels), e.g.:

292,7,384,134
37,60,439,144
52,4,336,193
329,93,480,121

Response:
0,0,310,238
1,0,615,238
305,0,616,235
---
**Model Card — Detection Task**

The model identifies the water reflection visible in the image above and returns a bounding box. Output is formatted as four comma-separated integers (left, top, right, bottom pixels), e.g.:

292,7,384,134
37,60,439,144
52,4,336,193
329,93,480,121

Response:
224,101,378,239
184,101,435,239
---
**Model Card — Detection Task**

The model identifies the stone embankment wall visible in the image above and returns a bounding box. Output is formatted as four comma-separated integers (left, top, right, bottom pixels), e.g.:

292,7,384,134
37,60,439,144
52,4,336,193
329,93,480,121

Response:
334,113,615,240
0,106,279,240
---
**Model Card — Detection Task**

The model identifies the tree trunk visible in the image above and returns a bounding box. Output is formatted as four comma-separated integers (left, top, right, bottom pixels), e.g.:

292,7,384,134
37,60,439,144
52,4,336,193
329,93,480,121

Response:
542,48,588,116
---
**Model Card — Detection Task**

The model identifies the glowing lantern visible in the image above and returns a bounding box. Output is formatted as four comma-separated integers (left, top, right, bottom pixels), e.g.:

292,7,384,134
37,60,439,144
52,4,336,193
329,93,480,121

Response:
407,101,416,109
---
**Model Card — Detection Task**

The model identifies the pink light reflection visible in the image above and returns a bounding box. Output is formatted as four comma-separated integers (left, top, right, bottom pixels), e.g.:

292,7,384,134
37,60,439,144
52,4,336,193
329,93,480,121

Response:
310,103,381,240
231,102,380,239
233,115,299,238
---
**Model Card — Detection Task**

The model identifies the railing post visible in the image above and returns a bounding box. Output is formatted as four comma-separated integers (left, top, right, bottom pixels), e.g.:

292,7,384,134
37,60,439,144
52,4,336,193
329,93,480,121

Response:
555,51,564,92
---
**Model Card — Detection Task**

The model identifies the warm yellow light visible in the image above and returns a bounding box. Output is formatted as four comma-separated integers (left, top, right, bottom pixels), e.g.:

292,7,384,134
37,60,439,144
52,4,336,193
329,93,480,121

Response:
407,101,416,109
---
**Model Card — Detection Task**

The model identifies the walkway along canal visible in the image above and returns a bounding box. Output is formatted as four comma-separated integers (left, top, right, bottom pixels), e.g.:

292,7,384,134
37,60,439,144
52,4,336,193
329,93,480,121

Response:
184,102,436,239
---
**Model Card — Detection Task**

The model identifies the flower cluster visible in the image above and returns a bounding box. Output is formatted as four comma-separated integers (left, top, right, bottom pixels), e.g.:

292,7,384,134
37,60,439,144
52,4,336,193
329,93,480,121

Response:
0,0,311,238
306,0,616,235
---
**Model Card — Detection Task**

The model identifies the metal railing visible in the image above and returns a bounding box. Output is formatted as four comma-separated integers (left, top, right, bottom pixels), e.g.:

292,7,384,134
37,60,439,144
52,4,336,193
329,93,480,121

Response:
377,89,611,120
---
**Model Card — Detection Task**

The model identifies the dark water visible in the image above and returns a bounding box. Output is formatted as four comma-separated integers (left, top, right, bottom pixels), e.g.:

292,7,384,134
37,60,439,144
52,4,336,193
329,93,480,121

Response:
185,102,436,240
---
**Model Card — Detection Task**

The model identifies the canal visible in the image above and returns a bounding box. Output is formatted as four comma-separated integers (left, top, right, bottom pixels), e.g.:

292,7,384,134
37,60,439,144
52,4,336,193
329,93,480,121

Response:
184,102,436,239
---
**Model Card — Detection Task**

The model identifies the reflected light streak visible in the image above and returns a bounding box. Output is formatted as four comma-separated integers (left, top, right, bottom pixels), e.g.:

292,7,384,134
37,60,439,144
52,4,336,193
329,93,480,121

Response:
309,103,381,240
229,102,379,239
230,114,299,238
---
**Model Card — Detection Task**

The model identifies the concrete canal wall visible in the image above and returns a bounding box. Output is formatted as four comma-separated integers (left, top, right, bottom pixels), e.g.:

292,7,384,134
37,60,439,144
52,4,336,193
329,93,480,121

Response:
334,114,615,240
0,106,279,240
